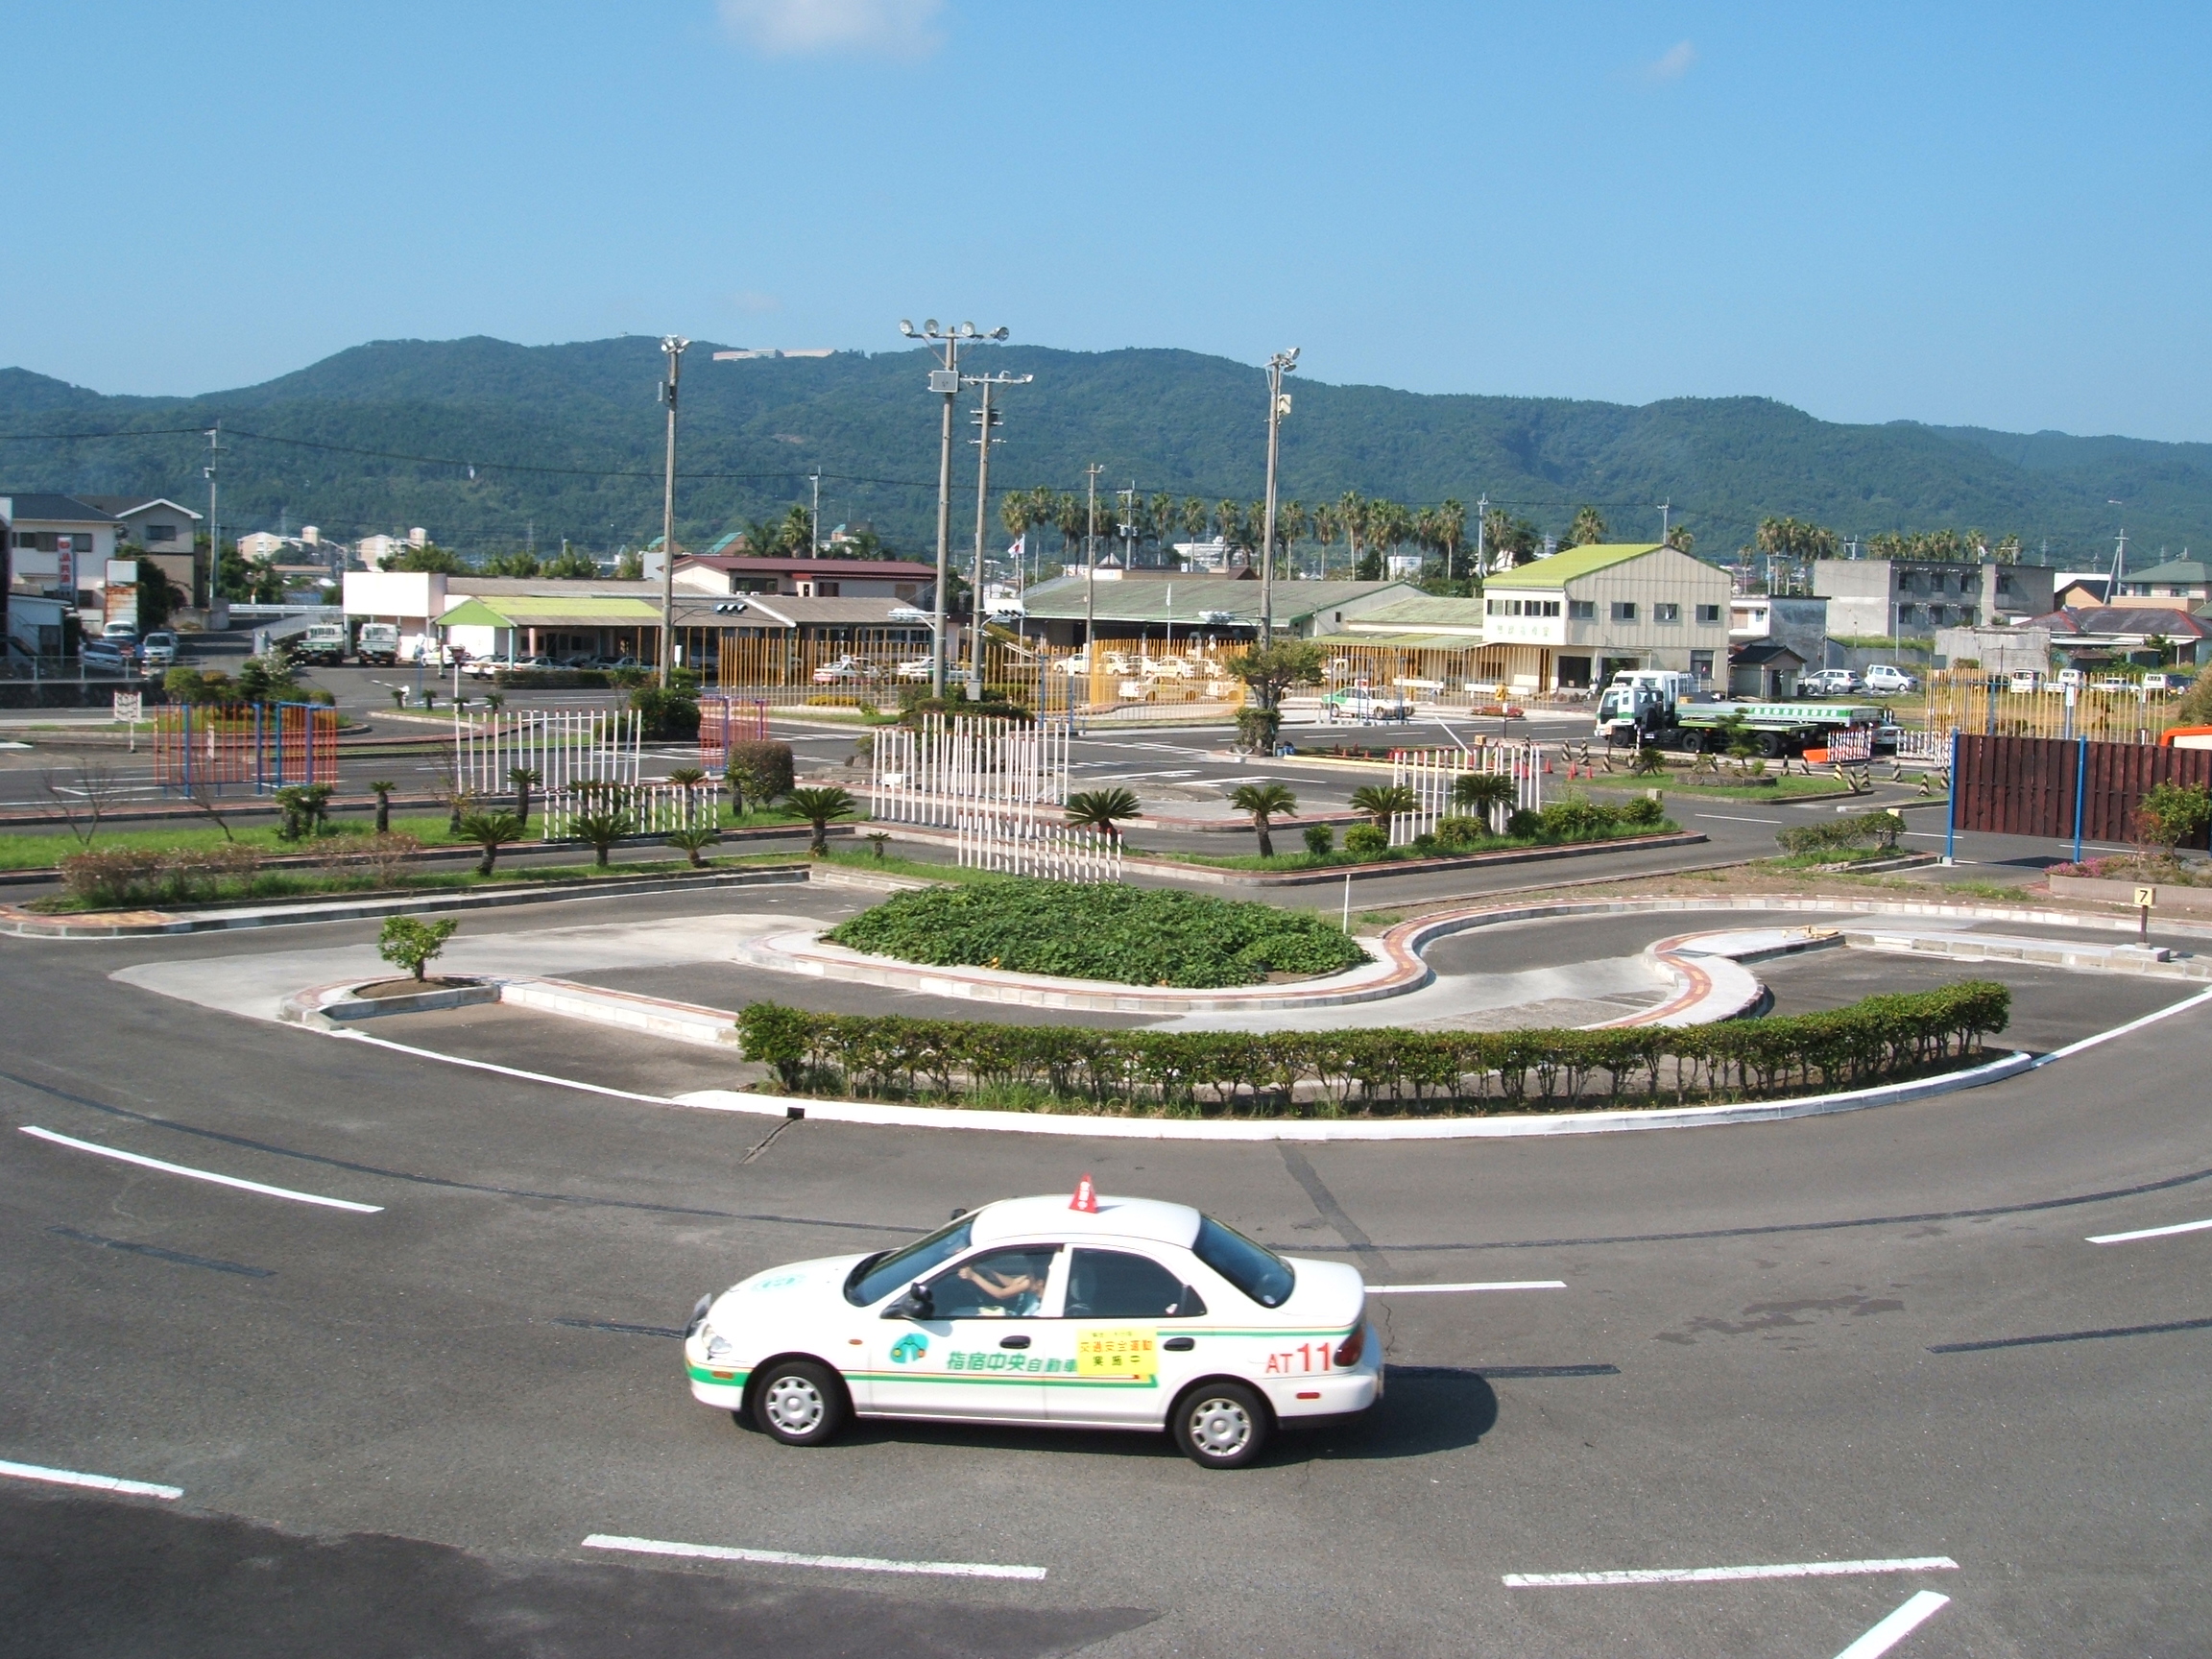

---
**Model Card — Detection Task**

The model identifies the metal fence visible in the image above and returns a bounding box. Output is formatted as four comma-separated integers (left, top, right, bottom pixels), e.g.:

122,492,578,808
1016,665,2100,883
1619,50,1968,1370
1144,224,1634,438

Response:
697,697,771,771
153,702,340,794
453,708,641,798
953,805,1124,883
1923,671,2184,745
1387,741,1545,845
541,780,723,841
870,713,1072,830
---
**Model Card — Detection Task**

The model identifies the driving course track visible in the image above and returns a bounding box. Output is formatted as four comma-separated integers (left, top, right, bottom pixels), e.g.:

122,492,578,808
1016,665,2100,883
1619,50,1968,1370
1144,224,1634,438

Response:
1,892,2208,1657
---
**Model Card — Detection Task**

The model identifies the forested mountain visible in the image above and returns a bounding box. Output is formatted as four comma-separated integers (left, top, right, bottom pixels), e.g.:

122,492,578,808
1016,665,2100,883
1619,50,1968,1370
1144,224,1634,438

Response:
2,337,2204,565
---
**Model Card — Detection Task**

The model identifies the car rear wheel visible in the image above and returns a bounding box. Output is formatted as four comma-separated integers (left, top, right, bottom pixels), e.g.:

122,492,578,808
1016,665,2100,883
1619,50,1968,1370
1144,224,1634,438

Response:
1172,1381,1271,1469
751,1359,850,1447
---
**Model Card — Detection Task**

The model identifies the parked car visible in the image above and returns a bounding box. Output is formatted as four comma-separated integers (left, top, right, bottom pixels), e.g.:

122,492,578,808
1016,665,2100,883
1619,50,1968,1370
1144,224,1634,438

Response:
137,631,179,670
811,656,880,685
2008,670,2044,694
1863,663,1920,695
895,657,935,682
1797,668,1864,697
80,637,136,675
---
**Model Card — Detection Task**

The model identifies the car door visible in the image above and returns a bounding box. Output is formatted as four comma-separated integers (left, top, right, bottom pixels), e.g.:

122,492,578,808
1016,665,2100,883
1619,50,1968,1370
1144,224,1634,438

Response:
1049,1247,1210,1427
866,1243,1063,1424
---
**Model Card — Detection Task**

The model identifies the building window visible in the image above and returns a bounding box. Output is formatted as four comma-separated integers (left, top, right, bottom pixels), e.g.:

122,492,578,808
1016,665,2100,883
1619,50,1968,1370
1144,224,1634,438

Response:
1696,603,1722,624
1690,650,1715,682
1654,602,1680,622
1569,599,1596,620
146,523,176,543
1611,601,1637,622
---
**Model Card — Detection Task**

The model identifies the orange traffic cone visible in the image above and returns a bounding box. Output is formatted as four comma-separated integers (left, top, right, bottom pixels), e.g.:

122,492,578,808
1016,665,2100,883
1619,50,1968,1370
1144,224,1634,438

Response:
1070,1173,1100,1213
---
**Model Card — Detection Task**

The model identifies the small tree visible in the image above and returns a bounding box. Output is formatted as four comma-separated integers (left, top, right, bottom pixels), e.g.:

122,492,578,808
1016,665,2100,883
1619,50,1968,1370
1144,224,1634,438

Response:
1450,772,1517,831
377,915,459,983
458,809,524,877
369,780,397,835
573,805,634,868
1065,786,1142,843
1348,783,1416,830
664,765,709,828
2136,781,2212,852
508,766,541,827
1228,640,1326,721
1302,823,1335,857
785,784,857,856
666,824,721,868
40,759,126,850
1229,781,1298,859
1630,743,1669,777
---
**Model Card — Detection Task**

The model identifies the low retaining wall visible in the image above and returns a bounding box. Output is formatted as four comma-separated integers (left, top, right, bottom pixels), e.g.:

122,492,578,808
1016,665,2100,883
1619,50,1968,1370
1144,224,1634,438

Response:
2048,874,2212,915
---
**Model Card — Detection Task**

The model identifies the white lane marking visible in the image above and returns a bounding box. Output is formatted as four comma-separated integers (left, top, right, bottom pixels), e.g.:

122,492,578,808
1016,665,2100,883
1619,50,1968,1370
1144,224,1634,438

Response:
2088,1215,2212,1244
336,1032,677,1103
1367,1280,1567,1293
0,1457,181,1501
17,1126,383,1214
1834,1590,1952,1659
583,1532,1046,1581
1503,1555,1960,1588
1694,813,1784,825
2030,983,2212,1070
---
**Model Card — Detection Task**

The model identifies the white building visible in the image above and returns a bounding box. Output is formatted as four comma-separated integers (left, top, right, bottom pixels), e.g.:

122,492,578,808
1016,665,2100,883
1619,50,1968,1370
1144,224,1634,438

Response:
3,493,122,632
238,531,288,563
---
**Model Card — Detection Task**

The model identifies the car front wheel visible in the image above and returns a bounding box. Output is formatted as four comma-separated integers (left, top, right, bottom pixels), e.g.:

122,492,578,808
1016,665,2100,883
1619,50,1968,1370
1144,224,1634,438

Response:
751,1359,850,1447
1172,1382,1271,1469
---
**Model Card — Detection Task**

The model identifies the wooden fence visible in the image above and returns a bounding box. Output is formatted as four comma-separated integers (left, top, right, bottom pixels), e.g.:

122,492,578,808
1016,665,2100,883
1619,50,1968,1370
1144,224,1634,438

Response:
1954,733,2212,846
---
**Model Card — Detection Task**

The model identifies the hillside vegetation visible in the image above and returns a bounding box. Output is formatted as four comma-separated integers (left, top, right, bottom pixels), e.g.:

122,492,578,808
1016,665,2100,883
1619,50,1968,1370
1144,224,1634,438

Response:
2,337,2203,562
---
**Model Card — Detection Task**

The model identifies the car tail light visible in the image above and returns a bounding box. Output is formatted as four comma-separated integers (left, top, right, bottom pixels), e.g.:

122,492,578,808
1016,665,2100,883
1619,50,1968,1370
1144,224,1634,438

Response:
1334,1324,1364,1368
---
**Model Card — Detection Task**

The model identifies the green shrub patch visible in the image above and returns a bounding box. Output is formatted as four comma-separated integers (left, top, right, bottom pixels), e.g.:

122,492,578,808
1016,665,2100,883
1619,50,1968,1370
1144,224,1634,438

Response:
1774,810,1905,857
822,879,1368,988
740,981,2010,1118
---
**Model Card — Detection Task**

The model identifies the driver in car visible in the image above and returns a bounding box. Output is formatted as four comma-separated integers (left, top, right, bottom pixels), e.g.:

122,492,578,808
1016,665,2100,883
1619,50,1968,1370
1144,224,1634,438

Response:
956,1253,1051,1316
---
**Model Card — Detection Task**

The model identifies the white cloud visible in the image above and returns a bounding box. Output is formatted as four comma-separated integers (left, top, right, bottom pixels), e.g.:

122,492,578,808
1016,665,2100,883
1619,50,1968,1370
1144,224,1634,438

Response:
718,0,945,59
1642,39,1695,83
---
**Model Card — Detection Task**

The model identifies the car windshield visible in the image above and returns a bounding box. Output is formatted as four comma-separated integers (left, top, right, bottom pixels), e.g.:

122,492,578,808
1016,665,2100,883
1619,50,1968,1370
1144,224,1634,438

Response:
845,1215,974,1306
1192,1214,1295,1308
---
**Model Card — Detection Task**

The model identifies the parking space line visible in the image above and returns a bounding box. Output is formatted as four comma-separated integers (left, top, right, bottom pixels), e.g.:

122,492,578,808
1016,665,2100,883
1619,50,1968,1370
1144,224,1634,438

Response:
1366,1280,1567,1293
1503,1555,1959,1587
1834,1590,1951,1658
1694,813,1784,825
18,1126,383,1214
2088,1216,2212,1244
583,1532,1047,1580
0,1457,181,1501
2030,984,2212,1069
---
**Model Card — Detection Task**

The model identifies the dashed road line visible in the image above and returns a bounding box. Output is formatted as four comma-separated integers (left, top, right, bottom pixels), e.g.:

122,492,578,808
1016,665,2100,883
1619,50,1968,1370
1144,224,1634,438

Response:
583,1532,1047,1581
1503,1555,1959,1588
1366,1280,1567,1293
0,1457,181,1501
2088,1215,2212,1244
1834,1590,1951,1658
18,1125,383,1214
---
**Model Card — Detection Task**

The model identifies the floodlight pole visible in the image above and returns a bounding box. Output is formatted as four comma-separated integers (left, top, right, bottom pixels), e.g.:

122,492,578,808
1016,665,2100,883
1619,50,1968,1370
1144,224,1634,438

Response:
1260,348,1299,647
967,370,1032,692
900,319,1008,697
657,335,688,688
1084,463,1103,678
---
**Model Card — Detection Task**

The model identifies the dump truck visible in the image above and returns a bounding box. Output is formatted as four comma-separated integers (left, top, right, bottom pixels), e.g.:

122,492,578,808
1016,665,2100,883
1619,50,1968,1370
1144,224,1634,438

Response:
1597,670,1888,757
355,622,401,665
293,620,351,667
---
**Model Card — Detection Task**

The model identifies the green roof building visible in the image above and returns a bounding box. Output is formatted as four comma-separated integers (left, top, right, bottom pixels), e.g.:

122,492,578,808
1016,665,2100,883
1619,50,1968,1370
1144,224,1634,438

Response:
1483,542,1732,691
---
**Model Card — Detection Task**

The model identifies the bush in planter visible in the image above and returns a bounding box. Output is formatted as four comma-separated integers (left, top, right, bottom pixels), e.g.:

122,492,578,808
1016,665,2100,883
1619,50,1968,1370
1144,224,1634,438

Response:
724,740,795,814
1344,824,1390,860
2136,781,2212,851
1434,815,1489,852
1235,705,1281,753
1537,797,1619,842
1302,823,1335,857
1774,809,1905,857
1504,807,1542,839
1618,795,1667,830
377,916,459,982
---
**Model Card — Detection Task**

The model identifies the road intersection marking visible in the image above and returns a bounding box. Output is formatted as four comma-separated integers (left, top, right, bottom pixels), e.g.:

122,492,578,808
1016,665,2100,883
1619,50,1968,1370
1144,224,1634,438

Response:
1834,1590,1951,1658
2088,1215,2212,1244
1503,1555,1959,1588
583,1533,1047,1581
18,1125,383,1213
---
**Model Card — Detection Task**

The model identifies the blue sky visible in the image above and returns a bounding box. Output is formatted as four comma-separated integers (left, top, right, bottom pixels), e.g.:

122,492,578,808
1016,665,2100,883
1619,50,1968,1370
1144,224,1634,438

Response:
7,2,2210,440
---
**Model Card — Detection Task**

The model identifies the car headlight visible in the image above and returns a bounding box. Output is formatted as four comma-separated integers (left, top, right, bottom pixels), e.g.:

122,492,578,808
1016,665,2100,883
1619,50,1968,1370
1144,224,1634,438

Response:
699,1324,734,1361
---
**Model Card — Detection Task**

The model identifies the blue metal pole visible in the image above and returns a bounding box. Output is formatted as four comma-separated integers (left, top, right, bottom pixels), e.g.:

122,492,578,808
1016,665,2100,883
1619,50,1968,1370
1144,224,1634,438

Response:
2072,733,2088,865
1943,728,1960,864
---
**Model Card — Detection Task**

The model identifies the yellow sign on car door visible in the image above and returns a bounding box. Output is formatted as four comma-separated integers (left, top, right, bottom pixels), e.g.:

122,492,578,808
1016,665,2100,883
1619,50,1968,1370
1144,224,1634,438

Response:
1075,1327,1158,1382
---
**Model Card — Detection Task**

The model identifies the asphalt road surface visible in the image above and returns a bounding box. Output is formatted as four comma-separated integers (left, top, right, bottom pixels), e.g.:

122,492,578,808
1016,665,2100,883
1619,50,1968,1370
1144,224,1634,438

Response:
4,874,2210,1657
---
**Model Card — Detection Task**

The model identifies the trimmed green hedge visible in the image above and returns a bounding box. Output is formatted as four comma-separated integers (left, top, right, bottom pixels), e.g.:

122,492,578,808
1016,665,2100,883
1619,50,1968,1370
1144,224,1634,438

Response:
1775,809,1904,856
823,880,1368,988
738,980,2010,1118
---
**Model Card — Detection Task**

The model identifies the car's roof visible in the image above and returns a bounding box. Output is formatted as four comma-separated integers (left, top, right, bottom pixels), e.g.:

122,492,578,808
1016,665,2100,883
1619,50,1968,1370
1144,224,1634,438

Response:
971,1193,1202,1250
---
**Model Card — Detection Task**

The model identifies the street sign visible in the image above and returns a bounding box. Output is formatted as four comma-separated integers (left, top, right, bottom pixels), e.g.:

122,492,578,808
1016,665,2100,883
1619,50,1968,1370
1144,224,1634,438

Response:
111,691,142,722
2134,885,2155,909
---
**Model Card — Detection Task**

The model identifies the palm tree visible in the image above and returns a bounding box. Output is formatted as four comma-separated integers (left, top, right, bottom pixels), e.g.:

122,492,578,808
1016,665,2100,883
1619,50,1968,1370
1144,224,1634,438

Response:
1450,772,1517,830
572,806,633,867
1337,491,1368,578
1053,492,1086,563
664,764,709,827
1480,507,1515,573
1064,786,1141,843
507,766,541,827
1215,500,1246,561
1348,783,1416,830
1229,781,1297,859
369,780,397,835
1180,496,1210,541
1569,505,1608,547
665,824,720,868
1434,499,1466,580
784,784,856,856
458,809,524,878
1311,502,1341,577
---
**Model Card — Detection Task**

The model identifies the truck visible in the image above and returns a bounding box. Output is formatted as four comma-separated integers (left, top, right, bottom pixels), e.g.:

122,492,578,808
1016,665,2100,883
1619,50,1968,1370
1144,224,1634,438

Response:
295,621,351,667
1597,670,1887,758
355,622,401,665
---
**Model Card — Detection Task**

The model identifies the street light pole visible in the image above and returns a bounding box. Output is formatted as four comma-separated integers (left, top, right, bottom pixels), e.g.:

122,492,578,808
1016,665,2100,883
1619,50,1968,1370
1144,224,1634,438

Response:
1260,348,1299,648
901,319,1008,697
1084,463,1102,699
656,335,689,688
809,469,822,559
967,370,1032,695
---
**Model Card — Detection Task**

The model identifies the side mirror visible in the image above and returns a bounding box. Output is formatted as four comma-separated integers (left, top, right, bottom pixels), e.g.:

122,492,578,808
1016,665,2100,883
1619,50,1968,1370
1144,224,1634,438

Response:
883,1282,933,1320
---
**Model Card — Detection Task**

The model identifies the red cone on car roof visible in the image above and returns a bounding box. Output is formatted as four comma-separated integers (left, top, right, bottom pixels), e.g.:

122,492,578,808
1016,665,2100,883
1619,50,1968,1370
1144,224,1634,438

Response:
1070,1174,1100,1213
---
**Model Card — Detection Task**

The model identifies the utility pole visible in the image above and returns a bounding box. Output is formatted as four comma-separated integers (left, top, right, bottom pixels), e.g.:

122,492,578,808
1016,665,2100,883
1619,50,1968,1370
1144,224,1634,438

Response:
1658,499,1671,546
1474,492,1488,577
808,469,822,559
1084,463,1103,687
1260,348,1299,647
656,335,689,688
901,319,1008,696
202,424,220,608
1118,482,1139,574
966,369,1031,693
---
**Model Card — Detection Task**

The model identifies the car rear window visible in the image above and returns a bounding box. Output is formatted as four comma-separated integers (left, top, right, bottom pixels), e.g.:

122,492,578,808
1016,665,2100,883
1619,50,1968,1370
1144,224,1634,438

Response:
845,1216,973,1306
1192,1215,1295,1308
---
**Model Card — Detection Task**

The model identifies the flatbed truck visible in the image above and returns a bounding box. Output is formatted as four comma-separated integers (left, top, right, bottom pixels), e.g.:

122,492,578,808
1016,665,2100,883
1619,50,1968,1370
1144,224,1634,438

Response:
1598,670,1888,758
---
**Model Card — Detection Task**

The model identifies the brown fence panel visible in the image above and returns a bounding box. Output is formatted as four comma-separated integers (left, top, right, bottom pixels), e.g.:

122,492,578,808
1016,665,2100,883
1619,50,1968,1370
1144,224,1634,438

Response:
1956,733,2212,847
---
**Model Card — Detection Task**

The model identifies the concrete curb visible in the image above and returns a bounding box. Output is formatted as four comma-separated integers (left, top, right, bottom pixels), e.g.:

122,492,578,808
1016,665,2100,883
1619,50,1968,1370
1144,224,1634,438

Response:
282,977,501,1027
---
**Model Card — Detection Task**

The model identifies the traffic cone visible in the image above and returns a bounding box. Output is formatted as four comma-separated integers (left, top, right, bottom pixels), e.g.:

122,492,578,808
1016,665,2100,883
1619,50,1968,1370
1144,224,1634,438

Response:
1070,1173,1100,1213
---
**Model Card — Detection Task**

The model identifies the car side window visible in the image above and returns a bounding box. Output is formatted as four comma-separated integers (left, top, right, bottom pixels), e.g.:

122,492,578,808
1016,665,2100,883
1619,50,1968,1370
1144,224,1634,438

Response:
925,1246,1060,1319
1064,1249,1206,1319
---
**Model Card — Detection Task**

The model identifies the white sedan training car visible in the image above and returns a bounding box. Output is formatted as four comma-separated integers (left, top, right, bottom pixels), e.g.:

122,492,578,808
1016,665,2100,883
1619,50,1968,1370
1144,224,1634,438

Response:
685,1189,1382,1468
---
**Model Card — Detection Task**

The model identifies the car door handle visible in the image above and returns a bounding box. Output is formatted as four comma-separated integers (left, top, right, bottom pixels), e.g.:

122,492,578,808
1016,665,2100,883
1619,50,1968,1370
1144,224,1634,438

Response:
999,1335,1030,1350
1162,1336,1195,1352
